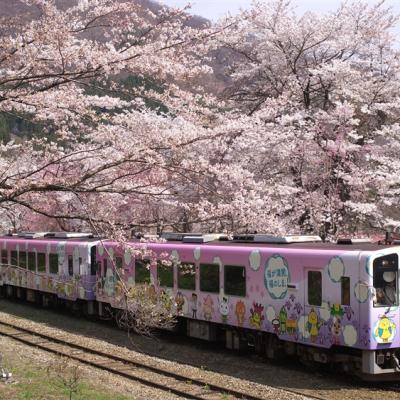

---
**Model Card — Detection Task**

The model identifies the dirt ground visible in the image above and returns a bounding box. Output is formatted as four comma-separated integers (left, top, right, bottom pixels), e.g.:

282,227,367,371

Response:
0,299,398,400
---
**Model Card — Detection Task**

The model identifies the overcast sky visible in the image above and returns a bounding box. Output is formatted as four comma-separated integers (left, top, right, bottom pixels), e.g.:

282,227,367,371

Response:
158,0,400,21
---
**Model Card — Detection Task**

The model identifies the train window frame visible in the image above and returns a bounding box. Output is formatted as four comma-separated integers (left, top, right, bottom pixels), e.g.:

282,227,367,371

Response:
1,250,8,266
135,259,151,285
49,253,59,274
307,270,322,307
200,263,220,293
177,262,196,291
28,252,36,272
157,261,174,288
341,276,350,305
37,253,46,273
373,253,398,308
79,257,84,275
19,251,27,269
224,265,246,297
10,250,18,267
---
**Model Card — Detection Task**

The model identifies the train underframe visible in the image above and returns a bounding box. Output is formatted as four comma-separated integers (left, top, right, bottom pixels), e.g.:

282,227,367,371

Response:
1,283,399,381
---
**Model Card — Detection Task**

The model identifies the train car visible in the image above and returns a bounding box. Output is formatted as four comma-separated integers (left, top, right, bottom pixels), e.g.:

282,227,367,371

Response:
0,232,100,313
1,231,400,379
95,233,400,380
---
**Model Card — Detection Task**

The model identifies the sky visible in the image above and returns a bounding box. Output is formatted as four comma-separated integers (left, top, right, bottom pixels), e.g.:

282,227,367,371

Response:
158,0,400,21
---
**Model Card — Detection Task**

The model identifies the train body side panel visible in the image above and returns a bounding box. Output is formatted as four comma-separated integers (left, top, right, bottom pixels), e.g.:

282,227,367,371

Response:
95,241,381,351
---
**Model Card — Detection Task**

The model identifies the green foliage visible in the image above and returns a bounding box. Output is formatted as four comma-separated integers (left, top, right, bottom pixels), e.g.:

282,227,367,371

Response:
0,113,11,143
0,112,51,143
85,75,168,115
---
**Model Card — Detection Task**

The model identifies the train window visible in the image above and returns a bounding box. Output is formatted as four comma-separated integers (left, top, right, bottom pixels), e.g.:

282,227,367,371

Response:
91,258,98,275
157,261,173,288
373,253,398,307
341,277,350,305
224,265,246,297
28,252,36,271
200,263,219,293
103,258,108,276
116,257,123,270
10,251,18,267
308,271,322,306
178,262,196,290
19,252,27,269
135,260,151,284
49,253,59,274
68,255,73,276
90,246,97,276
37,253,46,272
1,250,8,266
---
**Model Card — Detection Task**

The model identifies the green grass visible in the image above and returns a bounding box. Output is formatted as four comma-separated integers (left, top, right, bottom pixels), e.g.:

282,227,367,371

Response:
0,356,133,400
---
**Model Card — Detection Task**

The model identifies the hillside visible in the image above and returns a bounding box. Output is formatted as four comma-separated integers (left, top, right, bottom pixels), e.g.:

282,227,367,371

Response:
0,0,229,141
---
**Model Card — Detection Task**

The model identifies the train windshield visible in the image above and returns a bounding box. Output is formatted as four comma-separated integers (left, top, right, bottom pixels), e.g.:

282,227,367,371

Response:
373,254,398,307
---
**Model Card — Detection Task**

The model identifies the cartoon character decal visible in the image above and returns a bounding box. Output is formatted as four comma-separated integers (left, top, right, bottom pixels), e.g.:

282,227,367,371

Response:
279,306,287,334
235,301,246,326
307,308,321,343
175,291,185,315
331,317,342,345
373,316,397,343
287,318,297,335
203,295,214,321
219,296,229,323
249,302,264,329
330,304,344,318
272,318,280,334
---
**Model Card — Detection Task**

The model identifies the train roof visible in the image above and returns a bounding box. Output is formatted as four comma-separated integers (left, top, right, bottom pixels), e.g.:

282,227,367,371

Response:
0,235,100,243
153,240,396,252
0,232,397,252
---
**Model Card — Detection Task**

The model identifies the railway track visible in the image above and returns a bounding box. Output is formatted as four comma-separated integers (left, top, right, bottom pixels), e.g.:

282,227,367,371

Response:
0,319,316,400
1,314,398,400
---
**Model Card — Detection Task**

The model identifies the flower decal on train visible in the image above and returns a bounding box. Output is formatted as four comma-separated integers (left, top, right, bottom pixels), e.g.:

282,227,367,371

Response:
373,316,396,344
343,325,358,346
249,249,261,271
354,281,369,303
264,254,290,299
124,249,132,266
327,256,345,283
193,247,201,261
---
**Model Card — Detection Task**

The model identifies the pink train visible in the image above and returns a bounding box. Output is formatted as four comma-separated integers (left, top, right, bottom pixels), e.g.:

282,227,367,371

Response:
0,231,399,380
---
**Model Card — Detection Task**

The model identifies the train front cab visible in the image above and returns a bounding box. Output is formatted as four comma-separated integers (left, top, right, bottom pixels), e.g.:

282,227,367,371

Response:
361,251,400,379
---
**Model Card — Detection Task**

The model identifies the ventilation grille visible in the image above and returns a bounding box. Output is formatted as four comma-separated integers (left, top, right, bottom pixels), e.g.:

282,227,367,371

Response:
233,234,322,244
336,238,372,245
160,232,227,243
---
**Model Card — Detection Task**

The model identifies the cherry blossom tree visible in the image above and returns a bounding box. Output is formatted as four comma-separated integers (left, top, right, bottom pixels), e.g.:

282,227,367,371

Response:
2,0,400,242
0,0,250,235
211,0,400,237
